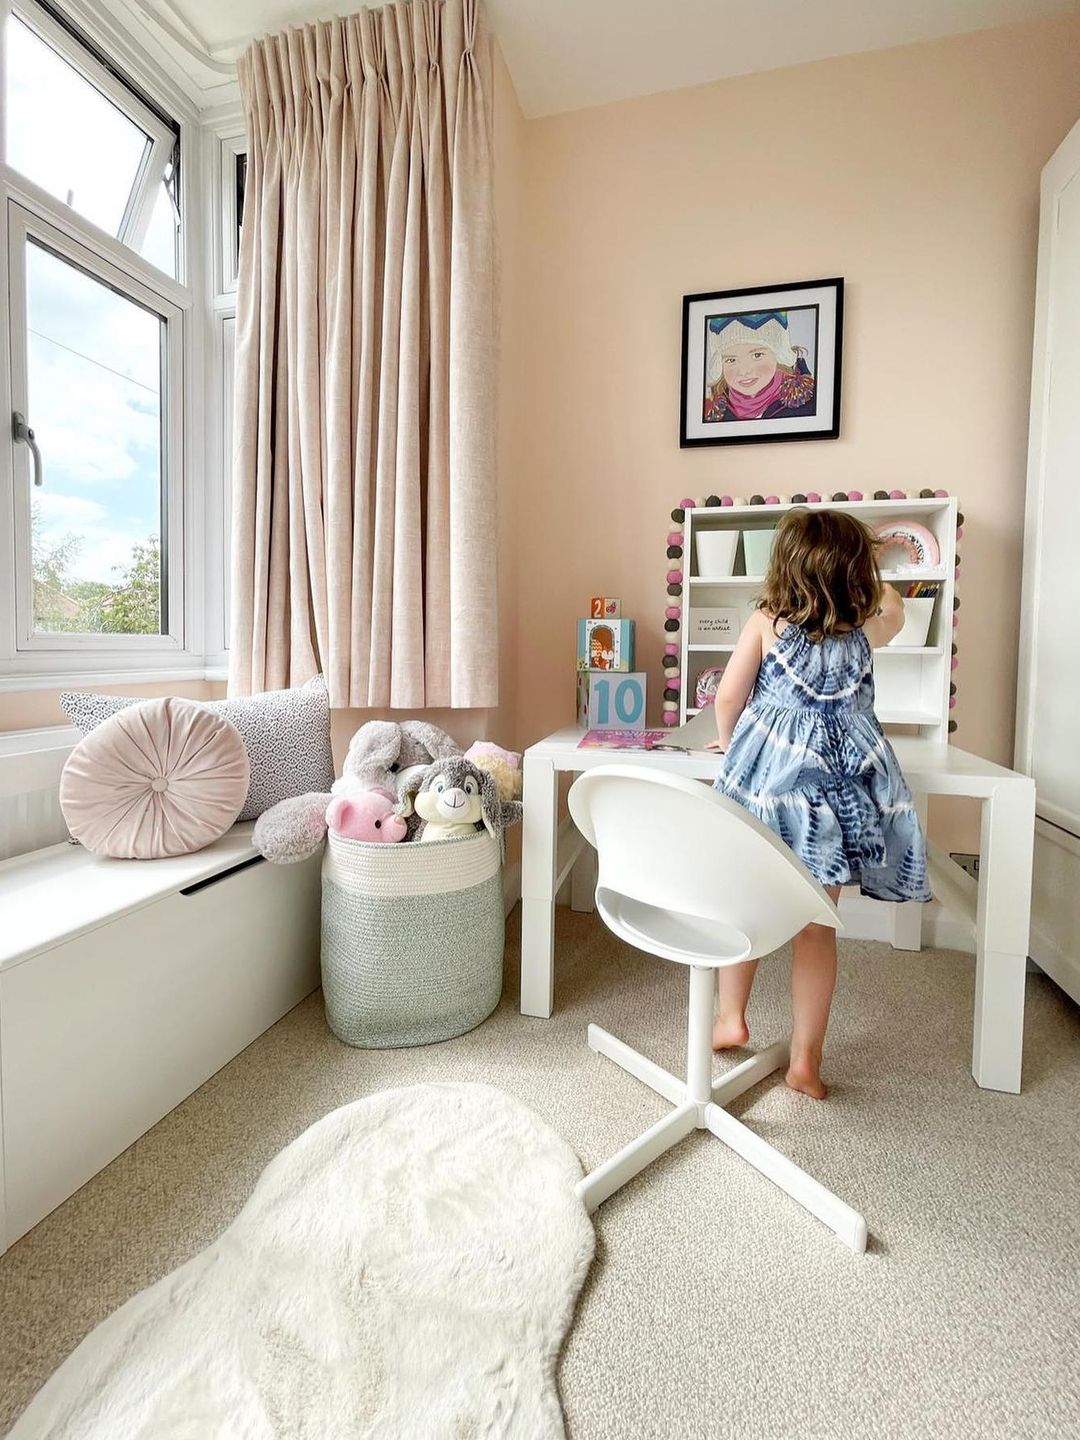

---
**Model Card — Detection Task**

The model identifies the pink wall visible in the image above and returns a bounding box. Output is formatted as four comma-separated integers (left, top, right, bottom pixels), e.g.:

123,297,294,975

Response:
507,11,1080,810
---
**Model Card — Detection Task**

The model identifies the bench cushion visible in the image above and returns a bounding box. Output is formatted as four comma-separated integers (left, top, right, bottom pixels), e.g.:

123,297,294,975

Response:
59,699,250,859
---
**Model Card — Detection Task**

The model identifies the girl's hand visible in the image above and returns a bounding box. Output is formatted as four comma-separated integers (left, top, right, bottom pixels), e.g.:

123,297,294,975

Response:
705,739,725,752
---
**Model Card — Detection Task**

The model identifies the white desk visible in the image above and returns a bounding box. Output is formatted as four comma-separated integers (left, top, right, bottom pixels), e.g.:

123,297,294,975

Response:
520,728,1036,1094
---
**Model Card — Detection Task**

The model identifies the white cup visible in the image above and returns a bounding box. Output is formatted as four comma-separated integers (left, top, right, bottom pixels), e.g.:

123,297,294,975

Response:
695,529,739,577
888,596,935,647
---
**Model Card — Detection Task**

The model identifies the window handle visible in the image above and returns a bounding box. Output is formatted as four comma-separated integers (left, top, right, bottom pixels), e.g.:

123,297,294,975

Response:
13,412,43,487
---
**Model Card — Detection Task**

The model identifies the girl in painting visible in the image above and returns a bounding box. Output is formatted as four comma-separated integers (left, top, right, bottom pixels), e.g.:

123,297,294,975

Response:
703,310,816,423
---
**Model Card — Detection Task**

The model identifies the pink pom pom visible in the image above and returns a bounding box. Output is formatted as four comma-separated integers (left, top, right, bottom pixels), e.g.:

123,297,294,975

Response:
662,713,678,727
806,491,821,504
664,643,679,655
951,656,959,670
848,489,863,501
889,489,905,500
666,569,682,583
667,531,683,545
764,495,780,505
949,695,957,709
934,489,948,498
956,526,963,539
952,613,959,628
680,497,695,509
665,606,681,620
667,676,681,690
720,495,733,506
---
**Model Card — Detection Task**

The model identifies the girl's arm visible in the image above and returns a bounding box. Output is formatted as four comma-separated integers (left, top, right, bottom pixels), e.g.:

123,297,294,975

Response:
863,583,905,648
707,611,769,751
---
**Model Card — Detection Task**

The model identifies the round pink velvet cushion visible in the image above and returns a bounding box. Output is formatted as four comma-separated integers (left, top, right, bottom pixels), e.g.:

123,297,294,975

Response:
59,697,251,859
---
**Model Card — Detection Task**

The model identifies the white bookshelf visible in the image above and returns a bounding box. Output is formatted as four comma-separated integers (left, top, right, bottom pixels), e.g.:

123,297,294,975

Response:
677,497,958,744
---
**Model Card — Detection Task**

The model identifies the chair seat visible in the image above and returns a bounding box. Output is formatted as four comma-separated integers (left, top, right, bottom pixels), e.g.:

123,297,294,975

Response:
596,887,753,968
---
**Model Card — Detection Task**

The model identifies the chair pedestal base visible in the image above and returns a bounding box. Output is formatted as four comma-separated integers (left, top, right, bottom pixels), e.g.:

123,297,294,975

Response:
575,1021,868,1253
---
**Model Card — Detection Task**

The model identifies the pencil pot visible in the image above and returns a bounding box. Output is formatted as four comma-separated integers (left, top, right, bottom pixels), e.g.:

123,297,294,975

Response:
320,831,504,1048
741,528,777,576
888,597,935,647
695,530,739,578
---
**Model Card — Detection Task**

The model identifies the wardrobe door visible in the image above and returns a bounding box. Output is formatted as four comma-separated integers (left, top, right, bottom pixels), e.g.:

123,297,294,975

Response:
1017,113,1080,1000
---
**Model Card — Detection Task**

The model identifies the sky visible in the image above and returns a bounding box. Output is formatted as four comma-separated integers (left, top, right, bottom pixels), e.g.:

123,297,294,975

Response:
6,16,174,598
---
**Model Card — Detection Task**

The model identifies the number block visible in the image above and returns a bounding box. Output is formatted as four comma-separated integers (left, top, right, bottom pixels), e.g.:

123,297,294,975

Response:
576,618,635,672
577,670,647,730
590,596,622,619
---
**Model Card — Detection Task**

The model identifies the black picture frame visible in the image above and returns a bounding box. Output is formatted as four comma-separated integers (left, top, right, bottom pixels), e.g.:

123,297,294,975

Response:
679,277,843,447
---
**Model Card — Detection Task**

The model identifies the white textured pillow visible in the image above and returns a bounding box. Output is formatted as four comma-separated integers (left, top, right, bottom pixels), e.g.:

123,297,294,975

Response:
59,698,250,859
59,676,335,822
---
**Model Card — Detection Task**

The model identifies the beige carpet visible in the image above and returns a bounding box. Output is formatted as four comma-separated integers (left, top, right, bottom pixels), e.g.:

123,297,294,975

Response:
2,908,1079,1439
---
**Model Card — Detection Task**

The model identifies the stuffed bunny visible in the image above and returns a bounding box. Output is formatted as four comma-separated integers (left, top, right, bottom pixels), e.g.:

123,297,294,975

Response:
253,720,460,863
406,758,523,853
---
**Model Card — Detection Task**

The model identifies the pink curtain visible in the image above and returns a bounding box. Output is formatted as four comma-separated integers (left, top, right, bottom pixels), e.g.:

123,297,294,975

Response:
230,0,497,709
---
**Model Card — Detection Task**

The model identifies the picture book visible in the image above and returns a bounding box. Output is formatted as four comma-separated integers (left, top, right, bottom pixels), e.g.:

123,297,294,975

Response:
577,728,689,752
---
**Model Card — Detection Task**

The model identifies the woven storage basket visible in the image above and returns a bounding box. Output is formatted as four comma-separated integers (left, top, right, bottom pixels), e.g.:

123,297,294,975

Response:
320,829,505,1048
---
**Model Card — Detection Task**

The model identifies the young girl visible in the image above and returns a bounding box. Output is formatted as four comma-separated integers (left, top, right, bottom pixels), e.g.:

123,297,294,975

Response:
707,508,930,1099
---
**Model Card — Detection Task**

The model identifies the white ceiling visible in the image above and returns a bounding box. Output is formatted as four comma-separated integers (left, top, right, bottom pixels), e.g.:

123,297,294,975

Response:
117,0,1080,116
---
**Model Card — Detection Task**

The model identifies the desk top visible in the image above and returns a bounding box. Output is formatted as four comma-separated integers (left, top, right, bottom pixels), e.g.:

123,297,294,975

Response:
525,727,1033,799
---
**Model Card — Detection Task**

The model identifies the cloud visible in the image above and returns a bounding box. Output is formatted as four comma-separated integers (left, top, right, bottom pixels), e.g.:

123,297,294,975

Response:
33,492,108,527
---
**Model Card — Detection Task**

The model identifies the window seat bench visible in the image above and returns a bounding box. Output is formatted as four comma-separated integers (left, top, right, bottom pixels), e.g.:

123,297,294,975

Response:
0,825,321,1252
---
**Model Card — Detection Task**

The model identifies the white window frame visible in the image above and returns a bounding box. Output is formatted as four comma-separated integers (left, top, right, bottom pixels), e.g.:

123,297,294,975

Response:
7,201,185,653
9,0,182,278
0,0,214,690
217,131,246,296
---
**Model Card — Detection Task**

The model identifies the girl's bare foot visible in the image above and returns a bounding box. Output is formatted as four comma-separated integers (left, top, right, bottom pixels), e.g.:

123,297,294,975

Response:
785,1058,827,1099
712,1014,749,1050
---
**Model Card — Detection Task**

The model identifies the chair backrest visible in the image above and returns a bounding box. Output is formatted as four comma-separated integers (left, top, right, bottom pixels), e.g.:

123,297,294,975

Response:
568,764,840,961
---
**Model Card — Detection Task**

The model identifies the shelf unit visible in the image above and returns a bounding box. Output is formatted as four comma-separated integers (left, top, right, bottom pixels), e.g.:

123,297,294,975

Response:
678,497,959,744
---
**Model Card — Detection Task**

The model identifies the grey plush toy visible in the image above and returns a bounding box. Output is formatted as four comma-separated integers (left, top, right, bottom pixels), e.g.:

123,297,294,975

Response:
405,757,523,854
253,720,461,863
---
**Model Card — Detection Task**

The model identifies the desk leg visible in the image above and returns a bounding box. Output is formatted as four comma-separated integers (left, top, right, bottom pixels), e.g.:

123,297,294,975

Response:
521,756,559,1017
972,778,1036,1093
570,839,597,913
891,792,927,951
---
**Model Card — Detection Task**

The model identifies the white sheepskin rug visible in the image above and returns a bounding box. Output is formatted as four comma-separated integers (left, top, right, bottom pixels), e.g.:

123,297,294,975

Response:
10,1083,595,1439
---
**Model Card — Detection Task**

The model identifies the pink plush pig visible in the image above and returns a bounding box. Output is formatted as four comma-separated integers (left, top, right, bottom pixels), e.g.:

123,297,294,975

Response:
325,788,407,843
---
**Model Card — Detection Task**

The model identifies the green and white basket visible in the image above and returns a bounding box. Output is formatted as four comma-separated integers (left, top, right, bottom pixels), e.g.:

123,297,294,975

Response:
320,829,505,1048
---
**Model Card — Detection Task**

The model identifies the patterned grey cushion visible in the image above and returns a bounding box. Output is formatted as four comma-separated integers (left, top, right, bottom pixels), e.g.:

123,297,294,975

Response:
59,676,335,822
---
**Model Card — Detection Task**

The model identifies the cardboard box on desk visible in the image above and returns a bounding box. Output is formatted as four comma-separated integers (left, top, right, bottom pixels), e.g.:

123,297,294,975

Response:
576,670,647,730
576,618,635,672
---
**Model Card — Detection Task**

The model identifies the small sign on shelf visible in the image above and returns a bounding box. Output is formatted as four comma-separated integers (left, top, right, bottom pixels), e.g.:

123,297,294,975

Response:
688,607,740,645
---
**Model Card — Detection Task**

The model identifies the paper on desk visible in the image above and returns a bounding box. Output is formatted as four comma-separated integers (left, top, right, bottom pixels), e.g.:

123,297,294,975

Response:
664,707,720,750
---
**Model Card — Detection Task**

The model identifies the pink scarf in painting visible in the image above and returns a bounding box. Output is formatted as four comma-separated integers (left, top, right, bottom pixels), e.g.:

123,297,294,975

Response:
725,368,785,420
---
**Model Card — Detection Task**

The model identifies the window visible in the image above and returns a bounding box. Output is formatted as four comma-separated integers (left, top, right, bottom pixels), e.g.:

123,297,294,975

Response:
24,236,167,637
4,4,181,278
1,1,188,676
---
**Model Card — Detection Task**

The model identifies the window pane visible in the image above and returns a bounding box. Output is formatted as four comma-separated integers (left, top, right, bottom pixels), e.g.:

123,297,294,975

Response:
6,16,150,236
26,241,165,636
140,179,178,278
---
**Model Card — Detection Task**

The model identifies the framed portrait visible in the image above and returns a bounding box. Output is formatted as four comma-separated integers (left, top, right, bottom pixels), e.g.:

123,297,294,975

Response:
680,278,843,447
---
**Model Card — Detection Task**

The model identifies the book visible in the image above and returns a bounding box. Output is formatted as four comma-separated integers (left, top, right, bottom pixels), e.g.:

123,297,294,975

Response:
577,728,689,752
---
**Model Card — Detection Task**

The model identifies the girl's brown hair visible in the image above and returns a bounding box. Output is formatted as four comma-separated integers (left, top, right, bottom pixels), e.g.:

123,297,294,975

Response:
756,508,882,642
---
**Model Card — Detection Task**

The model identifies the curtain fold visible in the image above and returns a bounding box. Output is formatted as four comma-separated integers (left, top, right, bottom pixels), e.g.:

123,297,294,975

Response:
230,0,497,709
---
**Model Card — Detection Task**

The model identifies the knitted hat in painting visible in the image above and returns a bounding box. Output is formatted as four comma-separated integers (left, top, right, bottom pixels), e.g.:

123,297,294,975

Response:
707,310,798,378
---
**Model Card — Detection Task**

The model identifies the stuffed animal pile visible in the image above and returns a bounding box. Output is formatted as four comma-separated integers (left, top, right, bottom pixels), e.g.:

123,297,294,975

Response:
252,722,522,863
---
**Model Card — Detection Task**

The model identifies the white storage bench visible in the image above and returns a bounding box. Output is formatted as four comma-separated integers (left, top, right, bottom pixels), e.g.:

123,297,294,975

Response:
0,826,320,1252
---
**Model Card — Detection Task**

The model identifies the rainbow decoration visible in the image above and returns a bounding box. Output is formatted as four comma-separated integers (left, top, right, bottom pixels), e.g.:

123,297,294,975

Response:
661,490,961,735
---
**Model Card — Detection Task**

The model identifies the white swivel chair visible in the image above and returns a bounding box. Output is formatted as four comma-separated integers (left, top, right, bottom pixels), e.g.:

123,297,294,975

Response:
567,764,867,1252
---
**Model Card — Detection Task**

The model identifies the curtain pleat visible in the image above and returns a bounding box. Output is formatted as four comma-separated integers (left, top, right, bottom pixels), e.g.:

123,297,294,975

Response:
230,0,496,709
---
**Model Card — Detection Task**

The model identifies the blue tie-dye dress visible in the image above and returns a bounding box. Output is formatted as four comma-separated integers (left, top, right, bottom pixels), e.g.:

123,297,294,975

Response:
715,621,931,902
